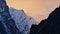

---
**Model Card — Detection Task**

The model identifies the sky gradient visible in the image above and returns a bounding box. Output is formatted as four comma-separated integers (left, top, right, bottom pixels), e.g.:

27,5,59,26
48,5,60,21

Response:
6,0,60,24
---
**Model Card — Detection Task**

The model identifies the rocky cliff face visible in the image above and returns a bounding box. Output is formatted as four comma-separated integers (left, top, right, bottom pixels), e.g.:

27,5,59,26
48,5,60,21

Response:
0,0,37,34
30,6,60,34
0,0,20,34
9,7,36,34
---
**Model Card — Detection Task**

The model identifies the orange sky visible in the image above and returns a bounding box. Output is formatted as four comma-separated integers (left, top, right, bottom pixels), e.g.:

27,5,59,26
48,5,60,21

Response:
6,0,60,24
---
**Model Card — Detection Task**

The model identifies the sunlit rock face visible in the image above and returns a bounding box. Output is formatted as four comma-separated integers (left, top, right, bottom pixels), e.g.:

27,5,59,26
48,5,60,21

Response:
30,6,60,34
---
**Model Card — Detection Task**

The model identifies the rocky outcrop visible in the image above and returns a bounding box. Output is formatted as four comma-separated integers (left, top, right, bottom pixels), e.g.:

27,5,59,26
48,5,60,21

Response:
30,6,60,34
9,8,36,34
0,0,37,34
0,0,20,34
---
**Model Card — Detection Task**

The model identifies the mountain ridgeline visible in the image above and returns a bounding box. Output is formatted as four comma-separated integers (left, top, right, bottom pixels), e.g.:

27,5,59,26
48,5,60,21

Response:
1,0,60,34
30,6,60,34
0,0,37,34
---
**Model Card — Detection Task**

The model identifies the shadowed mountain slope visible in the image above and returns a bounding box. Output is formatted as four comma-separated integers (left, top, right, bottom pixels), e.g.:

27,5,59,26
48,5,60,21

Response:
30,6,60,34
0,0,20,34
0,0,37,34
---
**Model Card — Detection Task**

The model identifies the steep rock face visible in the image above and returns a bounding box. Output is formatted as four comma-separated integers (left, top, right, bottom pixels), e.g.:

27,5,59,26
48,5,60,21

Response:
0,0,20,34
0,0,37,34
9,8,36,34
30,6,60,34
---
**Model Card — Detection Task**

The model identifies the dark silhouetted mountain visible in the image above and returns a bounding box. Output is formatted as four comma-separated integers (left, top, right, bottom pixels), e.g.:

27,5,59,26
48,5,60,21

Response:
30,6,60,34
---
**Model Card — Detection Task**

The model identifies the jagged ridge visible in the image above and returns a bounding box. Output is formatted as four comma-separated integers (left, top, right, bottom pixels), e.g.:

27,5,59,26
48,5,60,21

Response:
0,0,37,34
9,7,37,34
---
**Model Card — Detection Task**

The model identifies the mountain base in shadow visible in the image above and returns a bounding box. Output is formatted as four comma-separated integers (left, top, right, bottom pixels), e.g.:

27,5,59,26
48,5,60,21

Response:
30,6,60,34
